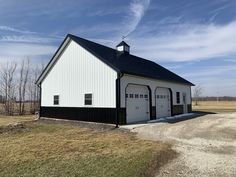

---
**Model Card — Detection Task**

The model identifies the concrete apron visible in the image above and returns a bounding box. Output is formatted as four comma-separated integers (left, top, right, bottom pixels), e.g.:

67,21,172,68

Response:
120,113,196,130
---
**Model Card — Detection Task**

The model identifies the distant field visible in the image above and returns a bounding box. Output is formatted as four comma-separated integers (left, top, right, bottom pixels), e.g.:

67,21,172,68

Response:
192,101,236,113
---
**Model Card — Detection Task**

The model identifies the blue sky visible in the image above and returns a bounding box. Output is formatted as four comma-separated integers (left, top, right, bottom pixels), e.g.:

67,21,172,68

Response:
0,0,236,96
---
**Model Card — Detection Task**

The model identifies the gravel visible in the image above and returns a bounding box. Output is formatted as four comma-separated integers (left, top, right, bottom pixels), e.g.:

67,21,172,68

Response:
130,112,236,177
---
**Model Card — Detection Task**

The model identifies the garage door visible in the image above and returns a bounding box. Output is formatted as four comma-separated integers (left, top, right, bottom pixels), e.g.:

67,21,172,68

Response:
156,87,171,118
126,85,150,123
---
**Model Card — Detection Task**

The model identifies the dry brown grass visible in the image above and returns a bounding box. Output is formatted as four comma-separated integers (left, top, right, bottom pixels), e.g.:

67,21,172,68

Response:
0,115,35,126
0,120,176,177
192,101,236,113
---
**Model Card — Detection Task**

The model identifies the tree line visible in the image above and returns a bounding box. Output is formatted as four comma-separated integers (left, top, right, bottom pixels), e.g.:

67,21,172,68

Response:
193,84,236,105
192,96,236,101
0,59,44,116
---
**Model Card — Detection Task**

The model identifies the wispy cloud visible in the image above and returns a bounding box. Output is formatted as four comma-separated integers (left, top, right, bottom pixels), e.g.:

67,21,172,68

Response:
0,28,61,61
0,35,62,43
157,16,183,25
183,65,236,78
70,0,151,42
0,25,62,59
123,0,150,37
0,25,37,34
0,42,57,57
88,7,126,17
130,20,236,62
209,3,229,22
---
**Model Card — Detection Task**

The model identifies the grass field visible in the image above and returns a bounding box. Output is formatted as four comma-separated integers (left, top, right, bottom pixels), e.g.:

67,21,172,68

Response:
192,101,236,113
0,118,176,177
0,115,35,126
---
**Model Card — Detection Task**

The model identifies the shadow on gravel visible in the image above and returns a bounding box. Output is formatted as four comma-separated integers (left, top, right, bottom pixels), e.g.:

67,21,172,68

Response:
159,111,216,124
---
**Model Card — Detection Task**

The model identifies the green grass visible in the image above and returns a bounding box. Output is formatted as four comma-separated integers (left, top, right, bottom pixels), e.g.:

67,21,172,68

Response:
0,121,176,177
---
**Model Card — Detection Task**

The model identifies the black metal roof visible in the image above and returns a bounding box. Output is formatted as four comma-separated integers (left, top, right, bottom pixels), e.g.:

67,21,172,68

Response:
68,34,194,86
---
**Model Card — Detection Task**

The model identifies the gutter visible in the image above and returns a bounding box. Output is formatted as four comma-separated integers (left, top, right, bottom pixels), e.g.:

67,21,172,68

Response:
116,72,124,128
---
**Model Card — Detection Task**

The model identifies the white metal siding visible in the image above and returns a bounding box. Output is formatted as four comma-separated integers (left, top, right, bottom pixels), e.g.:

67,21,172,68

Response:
41,40,117,107
120,74,191,108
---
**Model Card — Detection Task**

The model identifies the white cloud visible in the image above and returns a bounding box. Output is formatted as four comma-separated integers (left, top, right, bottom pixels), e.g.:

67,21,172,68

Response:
0,35,61,43
182,65,236,78
130,21,236,62
123,0,150,37
70,0,151,43
0,25,37,34
0,42,57,57
0,25,62,60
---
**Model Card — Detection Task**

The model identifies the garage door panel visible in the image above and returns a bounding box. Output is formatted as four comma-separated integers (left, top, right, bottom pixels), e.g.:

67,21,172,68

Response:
156,87,171,118
126,85,150,123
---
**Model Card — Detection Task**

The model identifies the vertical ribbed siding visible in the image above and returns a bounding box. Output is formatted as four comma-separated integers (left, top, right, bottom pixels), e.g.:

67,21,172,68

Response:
40,107,117,124
41,40,117,108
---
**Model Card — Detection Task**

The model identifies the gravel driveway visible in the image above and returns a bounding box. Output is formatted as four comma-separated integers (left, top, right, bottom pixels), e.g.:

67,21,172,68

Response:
128,113,236,177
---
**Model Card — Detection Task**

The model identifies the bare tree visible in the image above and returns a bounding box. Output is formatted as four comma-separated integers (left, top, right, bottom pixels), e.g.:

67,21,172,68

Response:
193,85,203,106
18,58,30,115
0,62,17,115
27,62,44,114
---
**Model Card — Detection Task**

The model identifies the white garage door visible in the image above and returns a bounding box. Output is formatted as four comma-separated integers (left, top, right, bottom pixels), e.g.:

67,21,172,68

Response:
126,85,150,123
156,87,171,118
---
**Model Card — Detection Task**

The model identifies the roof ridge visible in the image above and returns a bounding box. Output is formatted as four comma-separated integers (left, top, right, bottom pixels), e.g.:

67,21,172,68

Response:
69,34,161,66
68,34,117,52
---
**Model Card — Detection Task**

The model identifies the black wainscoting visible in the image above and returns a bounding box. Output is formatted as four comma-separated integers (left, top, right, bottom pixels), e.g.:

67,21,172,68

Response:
187,104,192,112
172,105,184,115
40,107,117,124
118,108,126,125
151,106,156,120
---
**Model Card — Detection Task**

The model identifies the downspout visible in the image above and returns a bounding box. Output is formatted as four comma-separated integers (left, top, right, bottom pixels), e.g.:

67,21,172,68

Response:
116,72,124,128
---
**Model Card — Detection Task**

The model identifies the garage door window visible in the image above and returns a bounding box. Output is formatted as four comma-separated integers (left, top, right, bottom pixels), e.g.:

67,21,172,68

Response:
135,94,139,98
129,94,134,98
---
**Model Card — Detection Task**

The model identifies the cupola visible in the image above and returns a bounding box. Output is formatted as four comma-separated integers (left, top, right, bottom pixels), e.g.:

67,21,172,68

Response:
116,41,130,53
